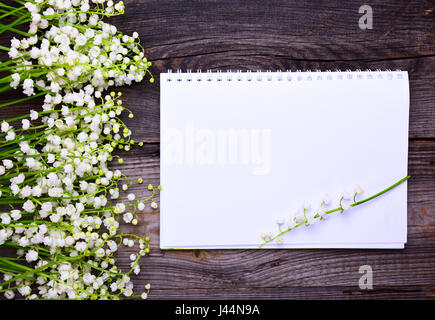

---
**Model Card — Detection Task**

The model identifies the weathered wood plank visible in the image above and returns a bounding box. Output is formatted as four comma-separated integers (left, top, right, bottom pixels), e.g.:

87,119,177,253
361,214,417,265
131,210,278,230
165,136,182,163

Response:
110,224,435,299
138,286,435,300
117,0,434,60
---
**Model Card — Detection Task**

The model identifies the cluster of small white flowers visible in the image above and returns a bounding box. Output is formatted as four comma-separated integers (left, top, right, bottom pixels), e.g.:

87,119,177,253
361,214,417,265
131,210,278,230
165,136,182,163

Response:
0,0,157,300
9,0,152,98
261,186,364,245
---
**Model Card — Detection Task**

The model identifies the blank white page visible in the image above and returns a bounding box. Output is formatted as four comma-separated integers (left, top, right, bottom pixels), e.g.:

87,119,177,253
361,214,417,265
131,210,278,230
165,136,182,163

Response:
160,70,409,249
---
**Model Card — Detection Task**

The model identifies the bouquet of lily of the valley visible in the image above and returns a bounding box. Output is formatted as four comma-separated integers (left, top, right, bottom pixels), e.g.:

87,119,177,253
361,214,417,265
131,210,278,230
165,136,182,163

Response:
0,0,157,300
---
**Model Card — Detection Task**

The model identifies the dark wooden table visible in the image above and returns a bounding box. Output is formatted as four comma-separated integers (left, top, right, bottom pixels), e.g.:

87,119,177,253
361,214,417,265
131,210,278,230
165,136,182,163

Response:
1,0,434,299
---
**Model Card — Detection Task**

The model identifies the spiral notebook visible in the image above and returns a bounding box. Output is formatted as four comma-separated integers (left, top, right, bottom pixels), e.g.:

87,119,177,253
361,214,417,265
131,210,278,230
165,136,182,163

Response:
160,70,409,249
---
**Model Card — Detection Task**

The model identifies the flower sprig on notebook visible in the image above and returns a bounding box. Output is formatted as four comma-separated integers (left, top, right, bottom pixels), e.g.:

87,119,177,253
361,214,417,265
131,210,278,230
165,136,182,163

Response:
260,176,410,247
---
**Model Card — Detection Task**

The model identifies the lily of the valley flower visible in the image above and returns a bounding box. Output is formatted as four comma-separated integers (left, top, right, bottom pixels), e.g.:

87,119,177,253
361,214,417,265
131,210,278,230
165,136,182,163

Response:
0,0,157,300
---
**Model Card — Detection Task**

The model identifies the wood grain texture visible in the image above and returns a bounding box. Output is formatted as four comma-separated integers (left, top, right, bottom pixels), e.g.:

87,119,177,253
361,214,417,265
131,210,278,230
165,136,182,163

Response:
0,0,434,299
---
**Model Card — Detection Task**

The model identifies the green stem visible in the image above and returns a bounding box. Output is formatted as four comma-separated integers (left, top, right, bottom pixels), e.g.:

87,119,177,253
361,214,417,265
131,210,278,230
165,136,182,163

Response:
259,175,410,247
351,176,410,207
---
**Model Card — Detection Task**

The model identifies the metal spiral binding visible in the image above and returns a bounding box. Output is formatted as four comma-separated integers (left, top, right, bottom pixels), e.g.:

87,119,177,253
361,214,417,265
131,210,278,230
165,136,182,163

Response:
165,69,405,82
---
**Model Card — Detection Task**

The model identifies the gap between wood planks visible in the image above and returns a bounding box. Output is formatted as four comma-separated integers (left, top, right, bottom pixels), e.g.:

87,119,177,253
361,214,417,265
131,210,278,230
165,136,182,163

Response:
148,51,435,63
